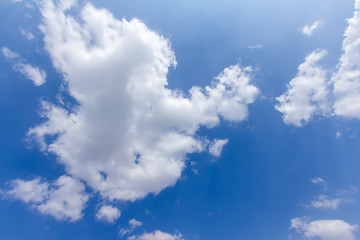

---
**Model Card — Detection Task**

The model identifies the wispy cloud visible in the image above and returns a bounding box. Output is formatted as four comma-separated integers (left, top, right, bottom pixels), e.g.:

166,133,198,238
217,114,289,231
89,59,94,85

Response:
128,230,183,240
119,218,143,237
2,47,46,86
248,44,262,49
19,28,34,40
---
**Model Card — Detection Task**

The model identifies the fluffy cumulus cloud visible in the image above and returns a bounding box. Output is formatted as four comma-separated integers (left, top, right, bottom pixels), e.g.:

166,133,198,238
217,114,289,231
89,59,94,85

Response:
332,0,360,119
96,205,121,223
2,47,46,86
277,0,360,126
275,49,330,126
128,230,183,240
291,217,358,240
26,0,259,202
3,175,88,222
302,21,322,36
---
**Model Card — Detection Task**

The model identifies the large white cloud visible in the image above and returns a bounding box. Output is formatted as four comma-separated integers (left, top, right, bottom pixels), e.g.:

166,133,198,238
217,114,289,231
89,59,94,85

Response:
26,0,259,203
291,218,358,240
332,0,360,118
128,230,183,240
275,49,330,126
3,175,88,222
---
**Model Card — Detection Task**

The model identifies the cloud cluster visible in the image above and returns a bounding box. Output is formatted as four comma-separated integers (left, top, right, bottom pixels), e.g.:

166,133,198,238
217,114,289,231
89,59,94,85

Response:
3,175,88,222
277,0,360,126
291,218,358,240
25,0,259,205
2,47,46,86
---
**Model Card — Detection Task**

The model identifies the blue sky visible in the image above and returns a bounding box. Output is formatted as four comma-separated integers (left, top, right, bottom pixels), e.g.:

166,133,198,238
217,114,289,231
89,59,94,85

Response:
1,0,360,239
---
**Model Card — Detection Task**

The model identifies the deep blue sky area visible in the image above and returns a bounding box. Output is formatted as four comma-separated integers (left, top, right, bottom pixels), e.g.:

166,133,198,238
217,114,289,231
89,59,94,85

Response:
1,0,360,240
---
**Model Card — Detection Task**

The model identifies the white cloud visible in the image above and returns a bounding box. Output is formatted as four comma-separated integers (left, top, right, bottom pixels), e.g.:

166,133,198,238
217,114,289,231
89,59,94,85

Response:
4,178,49,203
3,175,88,222
2,47,46,86
119,218,143,237
302,21,322,36
306,177,355,210
275,49,330,126
96,205,121,223
129,218,143,228
27,0,259,202
13,63,47,86
208,139,228,157
20,28,35,40
310,195,343,210
291,217,358,240
128,230,183,240
332,0,360,119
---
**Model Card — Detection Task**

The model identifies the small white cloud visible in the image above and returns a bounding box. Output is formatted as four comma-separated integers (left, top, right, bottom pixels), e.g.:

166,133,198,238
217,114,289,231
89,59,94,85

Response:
302,21,322,36
2,47,46,86
290,217,358,240
119,218,143,237
96,205,121,223
311,177,326,185
208,139,228,157
128,230,183,240
3,176,88,222
275,49,330,126
336,131,342,138
20,28,35,40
